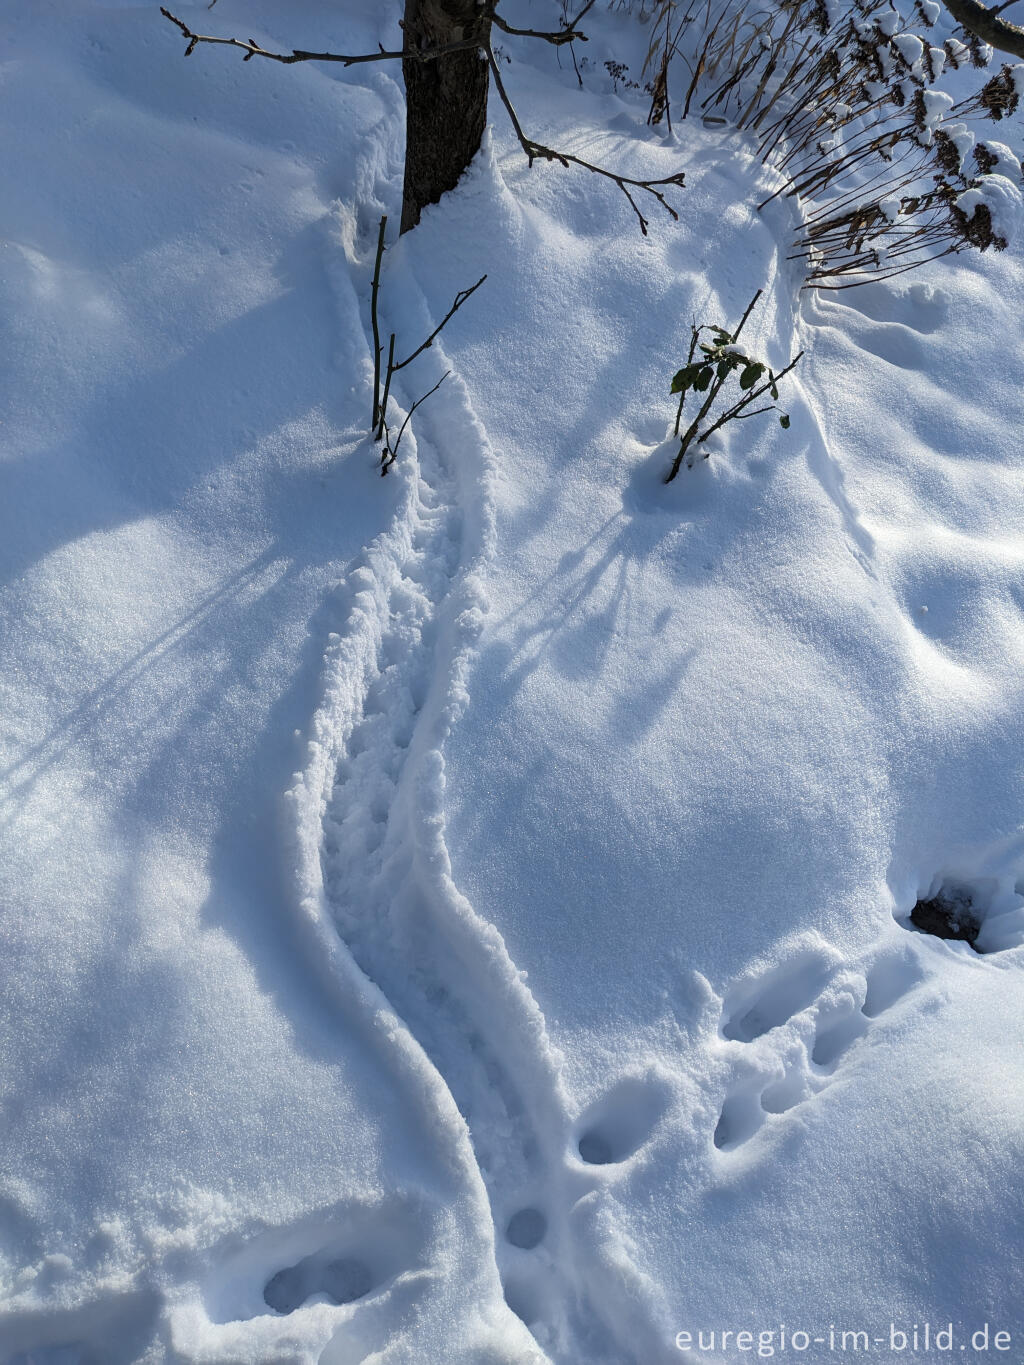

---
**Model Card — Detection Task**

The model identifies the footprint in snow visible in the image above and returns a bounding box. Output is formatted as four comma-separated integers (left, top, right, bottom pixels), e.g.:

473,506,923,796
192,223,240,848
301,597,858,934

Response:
712,943,925,1153
198,1197,431,1329
573,1074,671,1168
816,280,949,374
264,1254,375,1314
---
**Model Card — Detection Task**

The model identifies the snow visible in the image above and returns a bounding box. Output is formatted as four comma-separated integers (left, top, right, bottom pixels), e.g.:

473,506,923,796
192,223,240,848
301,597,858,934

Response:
921,87,955,123
943,119,977,168
976,137,1024,179
893,31,924,66
3,1,1024,1362
956,173,1024,245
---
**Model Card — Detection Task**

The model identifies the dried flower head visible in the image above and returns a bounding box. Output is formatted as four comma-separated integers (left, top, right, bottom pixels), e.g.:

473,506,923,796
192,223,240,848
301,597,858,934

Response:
979,65,1021,120
951,196,1007,249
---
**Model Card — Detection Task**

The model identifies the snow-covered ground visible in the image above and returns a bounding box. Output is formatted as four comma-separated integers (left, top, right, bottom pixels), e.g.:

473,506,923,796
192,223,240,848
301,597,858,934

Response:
2,1,1024,1361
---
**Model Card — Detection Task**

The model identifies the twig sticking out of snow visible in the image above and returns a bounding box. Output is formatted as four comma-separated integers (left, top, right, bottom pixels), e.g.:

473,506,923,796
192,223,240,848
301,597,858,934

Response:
369,215,485,474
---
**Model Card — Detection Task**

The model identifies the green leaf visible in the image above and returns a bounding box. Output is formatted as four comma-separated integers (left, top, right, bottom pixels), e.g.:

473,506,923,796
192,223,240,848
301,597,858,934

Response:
694,366,713,391
779,413,791,429
671,362,702,394
770,383,779,400
740,363,764,390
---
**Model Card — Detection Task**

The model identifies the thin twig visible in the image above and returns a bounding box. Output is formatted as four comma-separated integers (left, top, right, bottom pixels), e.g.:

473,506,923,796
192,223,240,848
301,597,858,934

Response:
377,334,396,443
488,0,596,46
370,215,387,431
485,45,685,234
733,288,763,341
392,276,488,372
381,373,451,473
160,8,479,66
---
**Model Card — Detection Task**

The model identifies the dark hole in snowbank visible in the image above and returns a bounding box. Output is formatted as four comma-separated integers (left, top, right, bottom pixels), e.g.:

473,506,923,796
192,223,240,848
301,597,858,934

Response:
908,884,981,951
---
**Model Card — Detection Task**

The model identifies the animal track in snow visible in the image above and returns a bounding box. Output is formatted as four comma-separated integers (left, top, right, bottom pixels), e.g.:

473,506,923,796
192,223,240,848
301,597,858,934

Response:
289,227,679,1360
505,1207,547,1251
264,1254,374,1314
203,1196,431,1326
305,373,608,1354
713,944,926,1153
574,1075,670,1167
720,948,835,1043
834,280,950,335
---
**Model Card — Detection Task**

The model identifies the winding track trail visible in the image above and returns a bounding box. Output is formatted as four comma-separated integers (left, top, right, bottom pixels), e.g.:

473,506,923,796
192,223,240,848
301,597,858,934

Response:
286,220,676,1362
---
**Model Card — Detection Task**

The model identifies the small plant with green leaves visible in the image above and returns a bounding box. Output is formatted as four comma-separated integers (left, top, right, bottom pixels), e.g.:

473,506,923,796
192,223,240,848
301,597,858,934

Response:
665,290,803,482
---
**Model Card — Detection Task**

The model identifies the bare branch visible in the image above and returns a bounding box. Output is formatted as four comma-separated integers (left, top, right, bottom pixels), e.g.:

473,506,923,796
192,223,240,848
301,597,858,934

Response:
393,276,488,372
485,45,685,234
381,373,451,474
937,0,1024,57
160,8,480,67
370,215,388,432
732,287,763,342
488,0,596,46
731,404,776,419
377,334,396,443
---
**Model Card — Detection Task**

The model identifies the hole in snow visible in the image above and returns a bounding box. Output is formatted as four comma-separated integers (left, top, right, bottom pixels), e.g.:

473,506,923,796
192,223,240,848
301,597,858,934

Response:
577,1131,615,1165
208,1195,432,1325
264,1267,304,1314
721,952,834,1042
908,883,981,950
321,1258,374,1305
902,877,1024,955
575,1075,669,1165
506,1207,547,1250
811,1013,866,1068
264,1255,374,1314
713,1090,764,1150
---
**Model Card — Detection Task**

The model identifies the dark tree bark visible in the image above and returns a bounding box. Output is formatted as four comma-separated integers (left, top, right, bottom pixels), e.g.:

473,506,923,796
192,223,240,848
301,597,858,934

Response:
401,0,493,234
939,0,1024,58
160,2,683,237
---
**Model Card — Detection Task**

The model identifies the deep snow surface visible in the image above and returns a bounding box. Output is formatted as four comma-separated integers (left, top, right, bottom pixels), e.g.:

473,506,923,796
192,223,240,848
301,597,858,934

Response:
2,1,1024,1362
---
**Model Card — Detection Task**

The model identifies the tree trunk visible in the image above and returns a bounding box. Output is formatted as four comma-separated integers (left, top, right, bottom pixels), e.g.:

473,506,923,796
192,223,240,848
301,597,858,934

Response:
401,0,493,234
